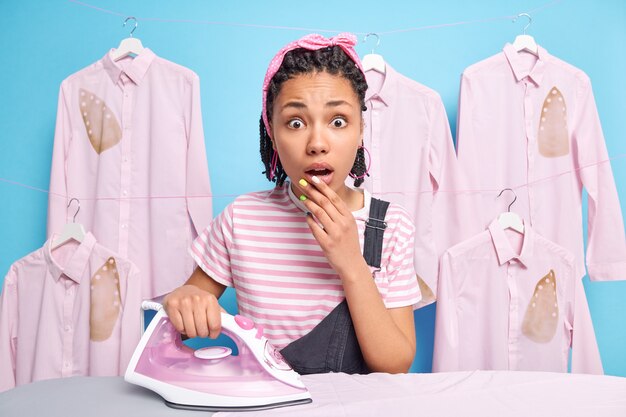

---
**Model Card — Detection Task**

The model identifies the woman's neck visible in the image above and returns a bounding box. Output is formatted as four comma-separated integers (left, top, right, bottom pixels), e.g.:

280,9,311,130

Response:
338,185,364,212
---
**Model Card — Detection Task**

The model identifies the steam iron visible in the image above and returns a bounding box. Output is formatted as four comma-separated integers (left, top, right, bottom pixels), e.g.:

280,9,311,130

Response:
125,302,312,411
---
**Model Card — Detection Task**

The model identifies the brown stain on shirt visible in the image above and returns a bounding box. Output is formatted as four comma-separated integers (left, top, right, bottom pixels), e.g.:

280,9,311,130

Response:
79,88,122,154
417,274,435,304
90,257,121,341
522,269,559,343
538,87,569,158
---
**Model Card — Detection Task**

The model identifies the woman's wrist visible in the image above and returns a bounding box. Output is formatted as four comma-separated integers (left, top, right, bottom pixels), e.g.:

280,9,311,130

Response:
337,257,372,285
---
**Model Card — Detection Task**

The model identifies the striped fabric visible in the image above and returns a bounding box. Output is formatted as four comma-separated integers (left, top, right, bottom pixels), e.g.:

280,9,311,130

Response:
190,184,421,348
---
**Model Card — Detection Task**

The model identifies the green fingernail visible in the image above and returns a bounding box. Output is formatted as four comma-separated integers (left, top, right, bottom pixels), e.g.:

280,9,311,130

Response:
299,195,307,201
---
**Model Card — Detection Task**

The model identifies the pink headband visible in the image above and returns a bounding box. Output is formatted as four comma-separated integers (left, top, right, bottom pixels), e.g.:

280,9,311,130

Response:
261,32,365,137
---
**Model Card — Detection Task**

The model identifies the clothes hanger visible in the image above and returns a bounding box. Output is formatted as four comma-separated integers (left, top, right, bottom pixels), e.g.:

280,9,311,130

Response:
361,33,386,74
111,17,144,61
51,198,87,249
512,13,538,56
496,188,525,234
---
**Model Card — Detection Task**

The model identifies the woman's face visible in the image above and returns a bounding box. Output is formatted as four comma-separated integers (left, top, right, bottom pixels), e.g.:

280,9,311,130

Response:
270,71,362,198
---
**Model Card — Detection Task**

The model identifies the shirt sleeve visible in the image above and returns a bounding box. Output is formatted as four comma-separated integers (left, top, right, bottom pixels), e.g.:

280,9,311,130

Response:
119,261,142,375
454,72,485,227
0,270,17,392
189,203,235,287
47,81,72,238
455,72,479,186
569,277,604,374
573,75,626,281
381,207,421,309
184,73,213,236
429,92,479,305
432,250,460,372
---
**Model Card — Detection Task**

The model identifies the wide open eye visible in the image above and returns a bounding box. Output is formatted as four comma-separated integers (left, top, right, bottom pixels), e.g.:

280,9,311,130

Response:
330,117,347,128
287,119,305,129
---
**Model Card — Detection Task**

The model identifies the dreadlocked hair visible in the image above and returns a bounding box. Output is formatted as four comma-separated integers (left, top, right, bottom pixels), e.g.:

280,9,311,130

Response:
260,118,288,186
350,146,368,187
260,45,369,187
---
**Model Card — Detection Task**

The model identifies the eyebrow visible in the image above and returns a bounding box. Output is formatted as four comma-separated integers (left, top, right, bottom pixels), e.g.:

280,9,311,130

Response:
326,100,352,108
281,101,307,110
280,99,353,111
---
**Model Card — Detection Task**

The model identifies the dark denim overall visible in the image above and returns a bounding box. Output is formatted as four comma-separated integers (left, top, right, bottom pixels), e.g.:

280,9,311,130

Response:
279,198,390,375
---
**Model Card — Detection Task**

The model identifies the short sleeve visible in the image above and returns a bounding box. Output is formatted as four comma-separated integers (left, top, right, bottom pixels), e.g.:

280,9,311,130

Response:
380,206,422,309
189,203,235,287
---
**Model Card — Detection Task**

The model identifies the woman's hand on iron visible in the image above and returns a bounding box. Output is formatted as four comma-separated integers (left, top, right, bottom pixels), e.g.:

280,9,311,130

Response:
163,284,222,339
296,176,364,277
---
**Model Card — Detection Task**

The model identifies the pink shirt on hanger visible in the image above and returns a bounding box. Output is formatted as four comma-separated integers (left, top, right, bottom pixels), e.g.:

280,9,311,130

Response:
0,233,141,392
456,43,626,281
47,48,212,299
360,64,476,305
432,219,603,374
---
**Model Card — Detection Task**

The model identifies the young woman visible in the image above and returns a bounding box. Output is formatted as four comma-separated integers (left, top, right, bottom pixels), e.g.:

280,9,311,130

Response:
164,33,421,374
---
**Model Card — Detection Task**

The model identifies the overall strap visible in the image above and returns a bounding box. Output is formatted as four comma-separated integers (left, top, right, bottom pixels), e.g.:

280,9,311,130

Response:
363,197,390,268
279,196,392,375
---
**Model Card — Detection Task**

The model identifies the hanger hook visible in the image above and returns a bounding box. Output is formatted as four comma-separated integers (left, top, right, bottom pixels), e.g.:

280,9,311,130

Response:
513,13,532,35
123,16,138,38
67,198,80,223
363,33,380,54
496,188,517,212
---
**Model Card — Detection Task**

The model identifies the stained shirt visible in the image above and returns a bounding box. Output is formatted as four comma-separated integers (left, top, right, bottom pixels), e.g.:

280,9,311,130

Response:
359,64,476,306
47,48,212,299
0,233,141,392
432,219,603,374
456,43,626,281
190,184,421,348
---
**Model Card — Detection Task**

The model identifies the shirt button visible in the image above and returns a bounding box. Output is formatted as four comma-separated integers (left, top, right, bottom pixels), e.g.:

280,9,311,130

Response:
123,190,128,196
65,325,72,332
63,362,70,369
121,224,127,229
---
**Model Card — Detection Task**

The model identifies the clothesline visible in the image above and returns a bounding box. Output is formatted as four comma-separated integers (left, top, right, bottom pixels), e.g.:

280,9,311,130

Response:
67,0,563,36
4,1,617,202
2,152,624,201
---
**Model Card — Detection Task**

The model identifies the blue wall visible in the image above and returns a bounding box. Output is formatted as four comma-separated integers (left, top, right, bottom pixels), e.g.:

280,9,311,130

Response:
1,0,624,376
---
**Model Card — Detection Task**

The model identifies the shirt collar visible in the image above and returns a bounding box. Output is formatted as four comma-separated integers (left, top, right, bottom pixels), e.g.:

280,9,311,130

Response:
364,63,398,107
102,48,156,85
488,218,533,267
44,232,97,283
502,43,548,86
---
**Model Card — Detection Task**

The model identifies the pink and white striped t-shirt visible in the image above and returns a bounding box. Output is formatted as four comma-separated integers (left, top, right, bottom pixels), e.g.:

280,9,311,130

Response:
190,184,421,348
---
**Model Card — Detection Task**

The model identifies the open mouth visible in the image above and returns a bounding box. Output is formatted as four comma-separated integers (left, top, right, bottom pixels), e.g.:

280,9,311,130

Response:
305,168,333,177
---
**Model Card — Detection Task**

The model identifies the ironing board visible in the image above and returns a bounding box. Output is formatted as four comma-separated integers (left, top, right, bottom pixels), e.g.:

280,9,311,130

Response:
2,371,625,417
217,371,626,416
0,375,204,417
